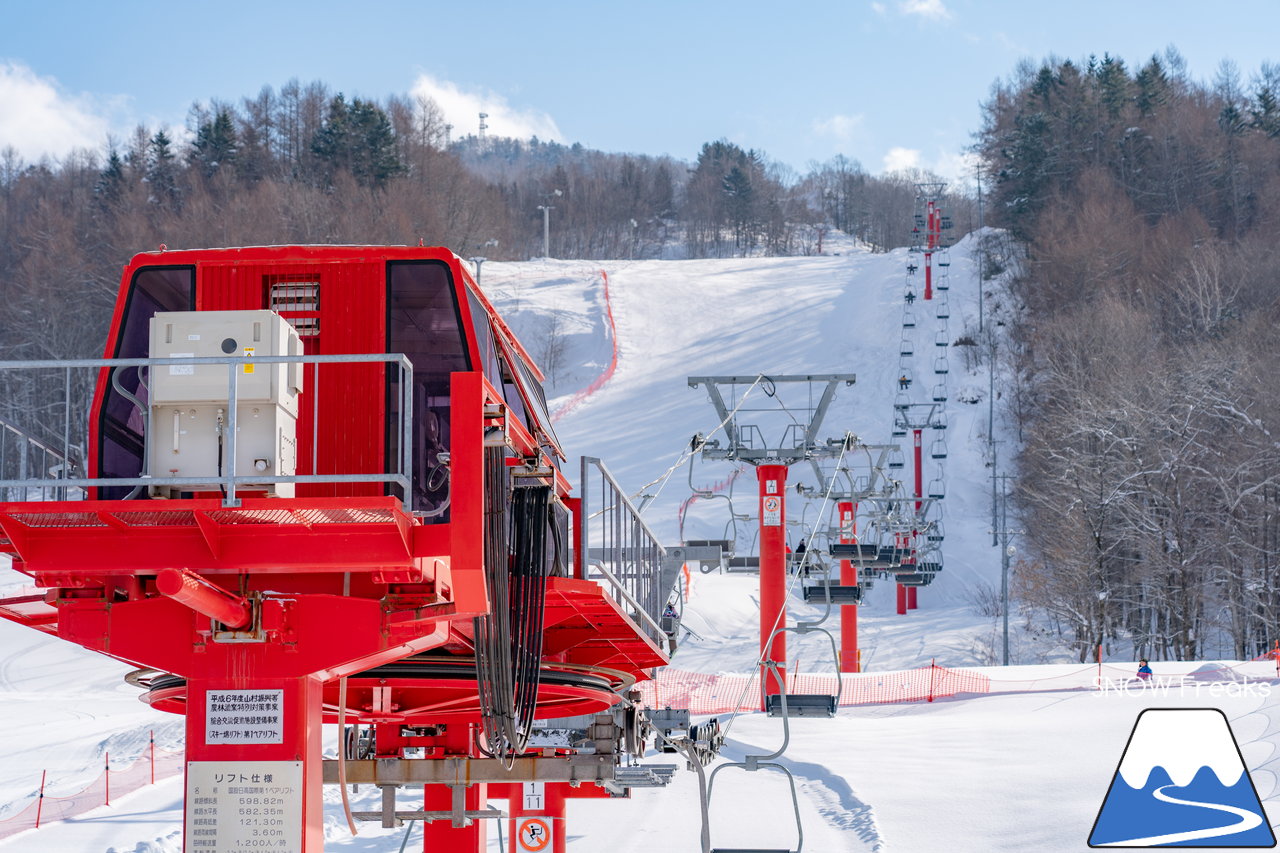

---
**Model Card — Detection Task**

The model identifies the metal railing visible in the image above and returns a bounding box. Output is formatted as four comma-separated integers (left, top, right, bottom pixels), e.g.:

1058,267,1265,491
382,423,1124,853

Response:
579,456,668,646
0,417,82,502
0,353,415,511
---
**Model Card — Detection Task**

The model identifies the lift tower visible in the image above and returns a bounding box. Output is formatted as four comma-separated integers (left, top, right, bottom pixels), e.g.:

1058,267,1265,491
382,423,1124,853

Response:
688,374,855,706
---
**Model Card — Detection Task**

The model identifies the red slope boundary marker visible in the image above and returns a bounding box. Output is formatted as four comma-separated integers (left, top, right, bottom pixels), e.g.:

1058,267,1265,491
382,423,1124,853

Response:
551,269,618,423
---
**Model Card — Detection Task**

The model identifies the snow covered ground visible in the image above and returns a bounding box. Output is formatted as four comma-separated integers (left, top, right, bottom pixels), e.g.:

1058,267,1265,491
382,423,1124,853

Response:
3,236,1277,850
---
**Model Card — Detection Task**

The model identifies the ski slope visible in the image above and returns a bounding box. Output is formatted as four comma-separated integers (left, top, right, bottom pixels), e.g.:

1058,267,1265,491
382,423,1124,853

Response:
3,237,1278,851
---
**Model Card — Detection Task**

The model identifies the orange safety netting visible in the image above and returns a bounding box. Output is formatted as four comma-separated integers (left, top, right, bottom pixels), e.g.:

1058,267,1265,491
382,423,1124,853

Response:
639,663,993,714
639,659,1280,715
0,744,184,840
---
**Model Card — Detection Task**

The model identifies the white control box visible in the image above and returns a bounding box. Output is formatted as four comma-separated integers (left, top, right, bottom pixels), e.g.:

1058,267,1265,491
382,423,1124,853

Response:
148,310,303,497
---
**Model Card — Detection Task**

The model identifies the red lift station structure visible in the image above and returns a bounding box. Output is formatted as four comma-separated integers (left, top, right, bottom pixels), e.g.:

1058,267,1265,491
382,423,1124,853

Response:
0,246,689,852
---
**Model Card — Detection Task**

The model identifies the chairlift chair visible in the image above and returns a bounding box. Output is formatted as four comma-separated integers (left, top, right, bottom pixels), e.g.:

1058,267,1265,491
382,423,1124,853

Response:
902,310,916,329
927,478,946,499
936,304,951,320
705,678,806,852
888,448,905,469
926,521,945,543
931,383,948,403
763,626,842,720
930,439,947,460
935,330,949,348
933,357,949,375
900,339,914,357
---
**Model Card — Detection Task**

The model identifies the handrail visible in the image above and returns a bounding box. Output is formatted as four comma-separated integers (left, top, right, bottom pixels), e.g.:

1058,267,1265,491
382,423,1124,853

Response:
579,456,669,646
0,353,415,511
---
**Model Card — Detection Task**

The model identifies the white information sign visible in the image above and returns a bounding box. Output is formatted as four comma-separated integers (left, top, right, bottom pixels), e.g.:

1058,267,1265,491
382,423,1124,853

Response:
186,760,303,852
169,352,195,375
523,781,545,810
206,690,284,744
763,495,782,527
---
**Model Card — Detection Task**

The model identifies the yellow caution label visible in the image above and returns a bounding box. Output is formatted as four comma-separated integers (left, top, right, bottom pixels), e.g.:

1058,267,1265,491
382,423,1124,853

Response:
242,346,255,374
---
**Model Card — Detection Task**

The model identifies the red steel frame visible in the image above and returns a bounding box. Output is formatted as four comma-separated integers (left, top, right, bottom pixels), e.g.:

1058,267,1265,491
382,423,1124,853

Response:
757,464,788,702
0,246,667,852
837,501,859,672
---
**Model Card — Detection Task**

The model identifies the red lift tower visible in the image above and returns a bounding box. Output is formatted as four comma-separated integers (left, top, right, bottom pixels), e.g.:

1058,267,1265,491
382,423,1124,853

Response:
0,246,687,852
687,374,856,710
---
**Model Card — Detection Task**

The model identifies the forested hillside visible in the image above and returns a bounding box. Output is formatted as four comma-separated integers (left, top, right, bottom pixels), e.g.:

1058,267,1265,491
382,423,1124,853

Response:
0,79,970,362
978,51,1280,661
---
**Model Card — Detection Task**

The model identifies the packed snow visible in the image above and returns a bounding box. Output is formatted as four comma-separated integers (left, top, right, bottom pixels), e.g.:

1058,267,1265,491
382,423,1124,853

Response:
2,235,1278,851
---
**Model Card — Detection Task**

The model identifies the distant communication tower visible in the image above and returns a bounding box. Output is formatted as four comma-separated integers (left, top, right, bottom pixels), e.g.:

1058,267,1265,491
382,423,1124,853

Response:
478,111,489,146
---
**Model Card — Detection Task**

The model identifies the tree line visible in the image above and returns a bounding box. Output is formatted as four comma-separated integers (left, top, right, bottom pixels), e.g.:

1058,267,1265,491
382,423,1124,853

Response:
0,78,972,457
978,50,1280,661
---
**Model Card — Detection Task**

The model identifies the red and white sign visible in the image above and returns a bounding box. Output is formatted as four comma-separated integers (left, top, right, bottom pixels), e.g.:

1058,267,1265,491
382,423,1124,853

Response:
762,496,781,527
518,817,552,851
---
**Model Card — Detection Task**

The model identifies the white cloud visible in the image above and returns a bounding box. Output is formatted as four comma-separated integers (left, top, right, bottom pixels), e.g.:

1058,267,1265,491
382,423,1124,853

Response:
899,0,951,20
870,2,888,14
0,61,111,161
812,113,865,145
410,74,562,143
883,147,921,173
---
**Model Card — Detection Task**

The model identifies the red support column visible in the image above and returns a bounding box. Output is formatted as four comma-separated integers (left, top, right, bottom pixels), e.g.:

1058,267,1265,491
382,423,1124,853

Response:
907,586,918,610
422,780,489,851
913,429,924,516
183,675,326,851
837,501,859,673
757,464,788,701
896,583,907,616
505,783,567,853
421,723,487,852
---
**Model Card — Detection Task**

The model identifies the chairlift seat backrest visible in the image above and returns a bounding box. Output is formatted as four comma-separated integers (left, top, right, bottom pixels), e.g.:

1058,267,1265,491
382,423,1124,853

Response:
766,693,837,718
802,584,862,604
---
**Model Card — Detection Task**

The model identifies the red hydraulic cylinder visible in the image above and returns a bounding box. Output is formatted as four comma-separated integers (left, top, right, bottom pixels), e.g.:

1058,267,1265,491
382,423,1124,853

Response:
837,501,859,673
156,568,251,628
757,464,788,700
907,586,918,610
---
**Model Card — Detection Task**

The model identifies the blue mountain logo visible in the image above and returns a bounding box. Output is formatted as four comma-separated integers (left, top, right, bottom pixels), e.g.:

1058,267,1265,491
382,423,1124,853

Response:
1089,708,1276,847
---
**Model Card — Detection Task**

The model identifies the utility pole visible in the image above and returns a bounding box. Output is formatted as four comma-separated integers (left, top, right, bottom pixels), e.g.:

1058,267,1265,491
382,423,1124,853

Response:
469,257,487,287
995,474,1017,666
977,164,985,334
536,190,562,258
536,205,553,258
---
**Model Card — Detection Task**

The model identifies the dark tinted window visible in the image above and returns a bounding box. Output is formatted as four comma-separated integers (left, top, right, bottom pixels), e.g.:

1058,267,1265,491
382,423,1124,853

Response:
386,261,470,519
97,266,195,497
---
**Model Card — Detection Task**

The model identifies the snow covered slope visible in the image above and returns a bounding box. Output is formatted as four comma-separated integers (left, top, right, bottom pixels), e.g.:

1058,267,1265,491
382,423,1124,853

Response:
7,239,1279,851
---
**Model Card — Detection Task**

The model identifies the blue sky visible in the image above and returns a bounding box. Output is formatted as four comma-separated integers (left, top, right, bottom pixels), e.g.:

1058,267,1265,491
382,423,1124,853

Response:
2,0,1277,187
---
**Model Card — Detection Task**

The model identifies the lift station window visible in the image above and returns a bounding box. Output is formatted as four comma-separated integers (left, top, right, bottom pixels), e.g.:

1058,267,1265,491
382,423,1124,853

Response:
97,266,196,497
386,261,470,519
269,281,321,337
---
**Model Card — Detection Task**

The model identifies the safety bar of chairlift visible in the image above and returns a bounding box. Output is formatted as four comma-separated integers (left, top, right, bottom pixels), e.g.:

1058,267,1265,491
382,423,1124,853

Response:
706,663,805,853
0,353,415,511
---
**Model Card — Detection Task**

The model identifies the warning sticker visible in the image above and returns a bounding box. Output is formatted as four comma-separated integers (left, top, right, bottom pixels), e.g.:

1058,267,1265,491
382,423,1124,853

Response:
763,496,782,527
206,690,284,744
168,352,195,376
186,760,302,852
242,346,256,375
518,817,552,851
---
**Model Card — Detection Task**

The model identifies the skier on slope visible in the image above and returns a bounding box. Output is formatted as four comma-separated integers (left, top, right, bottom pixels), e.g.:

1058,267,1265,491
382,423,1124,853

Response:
1136,659,1153,682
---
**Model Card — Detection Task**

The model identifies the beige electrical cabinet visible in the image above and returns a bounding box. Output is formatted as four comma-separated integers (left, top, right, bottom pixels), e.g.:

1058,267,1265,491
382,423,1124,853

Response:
148,310,304,498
